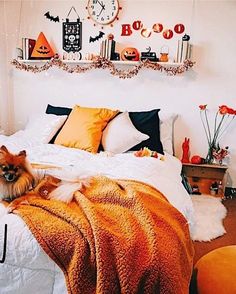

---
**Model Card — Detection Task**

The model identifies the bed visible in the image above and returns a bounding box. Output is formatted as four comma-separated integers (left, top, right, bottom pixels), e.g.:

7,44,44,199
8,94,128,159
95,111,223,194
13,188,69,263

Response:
0,106,194,294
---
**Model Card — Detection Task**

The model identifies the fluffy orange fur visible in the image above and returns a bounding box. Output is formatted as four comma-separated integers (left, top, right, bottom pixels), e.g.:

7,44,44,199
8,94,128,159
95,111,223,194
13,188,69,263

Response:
0,145,91,213
0,145,35,201
0,145,60,212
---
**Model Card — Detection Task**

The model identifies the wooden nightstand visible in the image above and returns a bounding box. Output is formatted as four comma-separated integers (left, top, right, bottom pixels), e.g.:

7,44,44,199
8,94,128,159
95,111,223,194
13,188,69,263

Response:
182,163,228,198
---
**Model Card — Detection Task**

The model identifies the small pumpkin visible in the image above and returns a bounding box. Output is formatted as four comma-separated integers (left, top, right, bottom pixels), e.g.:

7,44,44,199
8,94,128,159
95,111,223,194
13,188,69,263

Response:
121,47,139,61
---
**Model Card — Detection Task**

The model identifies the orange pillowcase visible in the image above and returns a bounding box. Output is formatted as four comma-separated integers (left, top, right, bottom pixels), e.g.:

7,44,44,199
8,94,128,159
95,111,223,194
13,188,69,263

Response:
54,105,119,153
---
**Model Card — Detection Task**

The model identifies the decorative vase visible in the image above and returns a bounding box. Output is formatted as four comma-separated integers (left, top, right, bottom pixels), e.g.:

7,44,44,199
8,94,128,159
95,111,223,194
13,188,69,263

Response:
205,143,216,164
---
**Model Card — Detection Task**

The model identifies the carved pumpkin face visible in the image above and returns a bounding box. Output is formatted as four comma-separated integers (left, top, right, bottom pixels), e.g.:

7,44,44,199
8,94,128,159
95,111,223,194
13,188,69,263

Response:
121,47,139,61
31,32,55,59
37,45,50,55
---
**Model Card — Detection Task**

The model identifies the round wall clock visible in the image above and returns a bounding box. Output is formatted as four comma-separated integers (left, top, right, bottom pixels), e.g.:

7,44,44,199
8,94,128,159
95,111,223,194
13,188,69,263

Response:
86,0,121,26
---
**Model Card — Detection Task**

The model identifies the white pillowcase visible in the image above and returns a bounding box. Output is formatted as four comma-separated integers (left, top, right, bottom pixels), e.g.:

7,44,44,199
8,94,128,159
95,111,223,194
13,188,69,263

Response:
23,113,67,144
102,112,149,154
160,113,178,155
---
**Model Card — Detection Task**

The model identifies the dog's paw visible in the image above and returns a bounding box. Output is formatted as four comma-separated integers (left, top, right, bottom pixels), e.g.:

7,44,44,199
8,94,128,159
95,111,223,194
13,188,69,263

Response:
6,204,17,214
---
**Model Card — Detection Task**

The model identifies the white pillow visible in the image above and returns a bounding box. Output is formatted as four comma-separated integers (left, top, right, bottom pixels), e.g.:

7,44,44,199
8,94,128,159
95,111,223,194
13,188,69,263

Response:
24,113,67,144
160,113,178,155
102,112,149,154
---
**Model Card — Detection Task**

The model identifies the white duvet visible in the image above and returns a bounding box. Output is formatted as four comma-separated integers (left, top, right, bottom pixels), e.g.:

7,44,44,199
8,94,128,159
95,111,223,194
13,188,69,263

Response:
0,142,194,294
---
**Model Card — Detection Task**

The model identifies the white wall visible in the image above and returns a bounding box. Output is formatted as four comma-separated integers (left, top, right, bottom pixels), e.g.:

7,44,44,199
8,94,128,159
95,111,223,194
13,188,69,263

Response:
1,0,236,185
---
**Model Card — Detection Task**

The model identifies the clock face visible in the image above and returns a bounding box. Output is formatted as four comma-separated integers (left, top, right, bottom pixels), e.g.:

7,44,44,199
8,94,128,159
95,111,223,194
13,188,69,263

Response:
87,0,120,25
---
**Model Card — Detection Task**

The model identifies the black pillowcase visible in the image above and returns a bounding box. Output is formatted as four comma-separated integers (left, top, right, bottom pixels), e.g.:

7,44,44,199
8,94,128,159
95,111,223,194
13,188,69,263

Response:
46,104,72,116
46,104,72,143
128,109,164,154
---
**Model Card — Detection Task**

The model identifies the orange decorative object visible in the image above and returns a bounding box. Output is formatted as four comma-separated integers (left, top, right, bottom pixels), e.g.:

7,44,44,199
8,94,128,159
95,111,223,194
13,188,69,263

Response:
191,155,203,164
159,53,168,62
31,32,55,59
181,137,190,163
134,147,164,160
159,46,169,62
121,47,139,61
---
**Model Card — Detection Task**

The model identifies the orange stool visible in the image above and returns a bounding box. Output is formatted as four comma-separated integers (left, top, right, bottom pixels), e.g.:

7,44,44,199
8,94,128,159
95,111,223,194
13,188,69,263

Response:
193,246,236,294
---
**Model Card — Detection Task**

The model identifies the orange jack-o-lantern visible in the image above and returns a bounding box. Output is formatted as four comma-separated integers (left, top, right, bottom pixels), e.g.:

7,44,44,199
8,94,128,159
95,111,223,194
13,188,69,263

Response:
31,32,55,59
121,47,139,61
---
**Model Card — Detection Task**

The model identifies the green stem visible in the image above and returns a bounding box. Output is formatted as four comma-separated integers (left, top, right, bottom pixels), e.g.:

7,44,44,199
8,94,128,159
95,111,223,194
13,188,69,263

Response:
214,112,218,139
217,115,235,141
212,115,225,145
204,109,212,143
200,110,210,144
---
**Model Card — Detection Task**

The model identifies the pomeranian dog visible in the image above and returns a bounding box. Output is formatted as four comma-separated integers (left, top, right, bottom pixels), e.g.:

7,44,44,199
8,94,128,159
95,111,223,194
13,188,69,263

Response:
0,145,91,214
0,145,35,202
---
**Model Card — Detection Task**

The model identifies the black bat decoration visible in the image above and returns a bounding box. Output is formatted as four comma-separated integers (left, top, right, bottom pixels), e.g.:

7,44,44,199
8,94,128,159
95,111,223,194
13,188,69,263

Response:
89,31,105,43
44,11,60,22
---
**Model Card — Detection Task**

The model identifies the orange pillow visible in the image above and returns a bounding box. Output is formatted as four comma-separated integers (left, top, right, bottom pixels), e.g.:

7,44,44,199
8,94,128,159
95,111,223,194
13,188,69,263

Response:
54,105,119,153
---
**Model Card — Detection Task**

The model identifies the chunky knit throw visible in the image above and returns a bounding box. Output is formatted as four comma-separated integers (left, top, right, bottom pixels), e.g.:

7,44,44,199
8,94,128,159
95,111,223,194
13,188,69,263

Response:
17,176,194,294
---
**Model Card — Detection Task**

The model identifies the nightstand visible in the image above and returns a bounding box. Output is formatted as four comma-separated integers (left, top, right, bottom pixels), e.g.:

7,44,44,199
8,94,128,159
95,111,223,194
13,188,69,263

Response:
182,163,228,198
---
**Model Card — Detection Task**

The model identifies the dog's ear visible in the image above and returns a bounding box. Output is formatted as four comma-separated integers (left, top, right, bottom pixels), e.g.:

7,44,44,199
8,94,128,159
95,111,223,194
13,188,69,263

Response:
18,150,26,157
0,145,9,154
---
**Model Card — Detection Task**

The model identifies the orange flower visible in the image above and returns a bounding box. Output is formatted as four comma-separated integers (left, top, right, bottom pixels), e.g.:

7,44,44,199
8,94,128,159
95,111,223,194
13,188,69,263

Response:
219,105,228,115
227,107,235,115
199,104,235,163
199,104,207,110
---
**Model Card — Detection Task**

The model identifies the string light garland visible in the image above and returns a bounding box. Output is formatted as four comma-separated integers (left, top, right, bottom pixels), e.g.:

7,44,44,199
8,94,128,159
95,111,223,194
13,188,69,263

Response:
11,57,195,79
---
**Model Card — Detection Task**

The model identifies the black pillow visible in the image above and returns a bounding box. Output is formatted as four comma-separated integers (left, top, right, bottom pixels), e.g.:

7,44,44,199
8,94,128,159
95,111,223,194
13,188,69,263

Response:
46,104,72,116
128,109,164,154
45,104,72,143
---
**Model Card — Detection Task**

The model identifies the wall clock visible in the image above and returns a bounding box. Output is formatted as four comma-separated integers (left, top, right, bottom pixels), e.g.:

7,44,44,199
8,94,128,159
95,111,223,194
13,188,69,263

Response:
86,0,121,26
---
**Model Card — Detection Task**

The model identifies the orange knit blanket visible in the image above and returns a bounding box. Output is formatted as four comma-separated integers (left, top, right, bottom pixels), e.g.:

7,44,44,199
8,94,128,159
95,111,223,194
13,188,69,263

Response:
17,176,194,294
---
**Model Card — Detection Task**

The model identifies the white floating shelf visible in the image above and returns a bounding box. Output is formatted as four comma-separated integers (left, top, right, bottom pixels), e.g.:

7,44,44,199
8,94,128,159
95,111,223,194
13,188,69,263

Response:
18,59,183,67
12,58,195,77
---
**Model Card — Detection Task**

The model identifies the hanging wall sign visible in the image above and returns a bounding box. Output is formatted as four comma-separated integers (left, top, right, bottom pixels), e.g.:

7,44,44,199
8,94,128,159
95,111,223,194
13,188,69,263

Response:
62,6,82,53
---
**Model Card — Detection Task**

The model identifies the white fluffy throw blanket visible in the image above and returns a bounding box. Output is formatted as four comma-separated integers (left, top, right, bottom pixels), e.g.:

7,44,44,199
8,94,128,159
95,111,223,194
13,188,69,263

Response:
191,195,227,242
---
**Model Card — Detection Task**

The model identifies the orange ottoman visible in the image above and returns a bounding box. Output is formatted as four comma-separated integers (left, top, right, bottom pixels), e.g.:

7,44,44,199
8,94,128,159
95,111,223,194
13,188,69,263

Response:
194,246,236,294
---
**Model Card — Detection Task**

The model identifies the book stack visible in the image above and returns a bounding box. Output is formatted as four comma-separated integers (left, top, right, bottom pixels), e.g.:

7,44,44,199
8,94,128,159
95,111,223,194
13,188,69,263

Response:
100,39,116,60
176,40,192,63
22,38,36,60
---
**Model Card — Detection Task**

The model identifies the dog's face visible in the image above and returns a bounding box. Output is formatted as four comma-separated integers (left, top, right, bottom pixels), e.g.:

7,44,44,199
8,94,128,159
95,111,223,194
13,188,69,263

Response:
0,146,26,183
0,145,35,201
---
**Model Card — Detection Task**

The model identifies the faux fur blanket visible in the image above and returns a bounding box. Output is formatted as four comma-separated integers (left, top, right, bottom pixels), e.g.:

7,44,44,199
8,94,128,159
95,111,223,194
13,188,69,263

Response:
17,176,194,294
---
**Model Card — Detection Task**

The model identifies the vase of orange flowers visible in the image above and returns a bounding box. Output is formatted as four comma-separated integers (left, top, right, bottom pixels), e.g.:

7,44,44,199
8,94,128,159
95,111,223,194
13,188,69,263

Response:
199,104,236,164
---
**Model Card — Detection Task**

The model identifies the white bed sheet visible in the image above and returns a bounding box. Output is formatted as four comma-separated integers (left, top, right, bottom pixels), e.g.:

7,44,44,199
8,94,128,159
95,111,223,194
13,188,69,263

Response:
0,142,194,294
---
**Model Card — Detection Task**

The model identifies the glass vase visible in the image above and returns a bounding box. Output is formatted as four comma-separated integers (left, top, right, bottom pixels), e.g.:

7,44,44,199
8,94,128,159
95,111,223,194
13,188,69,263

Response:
205,144,216,164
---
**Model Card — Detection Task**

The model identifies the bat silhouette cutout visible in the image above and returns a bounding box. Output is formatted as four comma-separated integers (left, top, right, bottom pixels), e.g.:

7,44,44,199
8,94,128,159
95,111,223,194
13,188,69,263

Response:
89,31,105,43
44,11,60,22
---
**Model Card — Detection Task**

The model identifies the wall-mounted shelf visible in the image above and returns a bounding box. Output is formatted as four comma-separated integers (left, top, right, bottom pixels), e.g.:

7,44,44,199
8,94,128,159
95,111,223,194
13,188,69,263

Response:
11,57,195,79
18,59,184,67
